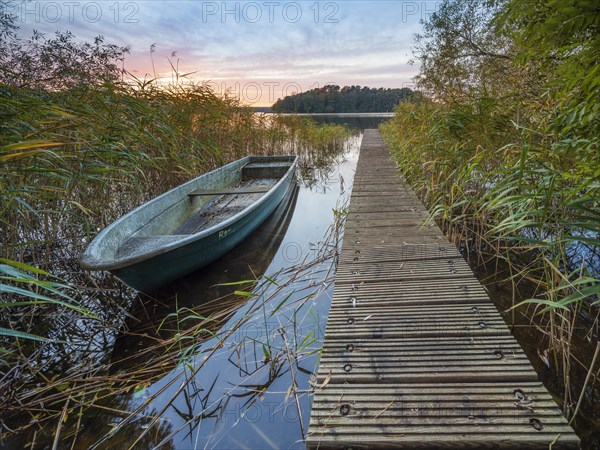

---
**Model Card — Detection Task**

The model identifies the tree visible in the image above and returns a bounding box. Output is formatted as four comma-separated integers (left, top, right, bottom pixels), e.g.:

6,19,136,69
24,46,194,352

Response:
412,0,516,103
496,0,600,140
272,86,415,113
0,1,129,90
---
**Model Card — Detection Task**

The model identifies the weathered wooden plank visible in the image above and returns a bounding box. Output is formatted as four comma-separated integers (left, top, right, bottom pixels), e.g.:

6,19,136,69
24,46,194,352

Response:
339,243,462,263
349,203,430,214
335,259,475,283
347,211,429,220
326,304,503,322
344,235,450,246
348,202,425,210
344,220,432,231
320,335,524,353
344,218,436,229
351,187,417,194
322,323,512,340
345,225,440,236
332,276,489,295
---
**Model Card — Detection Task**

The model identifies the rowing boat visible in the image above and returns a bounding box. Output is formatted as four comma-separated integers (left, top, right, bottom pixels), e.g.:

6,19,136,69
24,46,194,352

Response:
81,156,298,291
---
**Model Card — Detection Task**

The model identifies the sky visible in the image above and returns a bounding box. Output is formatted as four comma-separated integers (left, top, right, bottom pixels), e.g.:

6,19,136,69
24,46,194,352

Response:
9,1,440,105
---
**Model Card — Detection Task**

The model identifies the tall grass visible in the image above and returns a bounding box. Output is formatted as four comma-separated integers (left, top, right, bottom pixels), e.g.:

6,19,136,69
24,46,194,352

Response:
0,77,349,277
381,96,599,415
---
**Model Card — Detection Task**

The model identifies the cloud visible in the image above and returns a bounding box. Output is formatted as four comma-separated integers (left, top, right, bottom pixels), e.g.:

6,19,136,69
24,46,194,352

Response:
10,0,433,104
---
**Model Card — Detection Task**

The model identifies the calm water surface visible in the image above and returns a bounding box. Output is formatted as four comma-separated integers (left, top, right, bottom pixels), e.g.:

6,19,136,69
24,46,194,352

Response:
76,115,391,449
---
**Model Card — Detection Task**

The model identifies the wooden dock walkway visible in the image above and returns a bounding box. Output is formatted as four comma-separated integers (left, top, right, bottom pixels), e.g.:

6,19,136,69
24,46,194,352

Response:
306,130,579,449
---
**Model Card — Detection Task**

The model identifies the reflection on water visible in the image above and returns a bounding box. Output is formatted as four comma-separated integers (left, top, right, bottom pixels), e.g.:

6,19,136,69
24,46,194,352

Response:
91,131,361,449
110,184,299,377
307,113,394,130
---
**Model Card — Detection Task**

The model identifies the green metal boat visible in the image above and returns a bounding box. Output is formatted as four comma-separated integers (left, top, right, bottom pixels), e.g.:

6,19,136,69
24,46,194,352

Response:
81,155,298,291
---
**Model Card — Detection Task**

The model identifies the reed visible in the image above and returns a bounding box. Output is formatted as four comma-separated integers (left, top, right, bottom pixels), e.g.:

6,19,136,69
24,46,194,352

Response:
0,195,346,448
1,60,350,450
380,0,599,424
381,6,599,432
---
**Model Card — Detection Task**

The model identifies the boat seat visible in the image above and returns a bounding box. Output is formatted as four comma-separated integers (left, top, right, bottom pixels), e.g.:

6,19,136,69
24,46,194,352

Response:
188,186,272,197
242,162,290,179
244,162,291,168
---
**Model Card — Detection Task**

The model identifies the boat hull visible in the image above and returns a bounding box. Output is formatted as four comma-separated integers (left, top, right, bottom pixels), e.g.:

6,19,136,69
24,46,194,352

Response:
82,156,297,291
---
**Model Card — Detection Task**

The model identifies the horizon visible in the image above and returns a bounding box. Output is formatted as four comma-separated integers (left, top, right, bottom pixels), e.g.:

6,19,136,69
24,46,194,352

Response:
7,1,438,106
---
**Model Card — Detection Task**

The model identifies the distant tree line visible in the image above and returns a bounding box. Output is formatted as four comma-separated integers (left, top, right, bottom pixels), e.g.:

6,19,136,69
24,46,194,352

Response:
272,85,415,113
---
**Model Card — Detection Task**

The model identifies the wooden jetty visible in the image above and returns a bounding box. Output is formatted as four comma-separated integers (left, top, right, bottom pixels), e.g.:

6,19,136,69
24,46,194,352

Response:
306,130,579,449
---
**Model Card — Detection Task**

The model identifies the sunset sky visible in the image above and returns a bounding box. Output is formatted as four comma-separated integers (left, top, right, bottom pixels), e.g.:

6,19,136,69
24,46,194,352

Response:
11,1,439,105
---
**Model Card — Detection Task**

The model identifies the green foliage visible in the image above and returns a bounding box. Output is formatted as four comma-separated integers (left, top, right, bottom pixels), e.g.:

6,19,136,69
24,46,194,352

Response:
272,85,415,113
0,6,128,90
495,0,600,154
413,0,514,102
